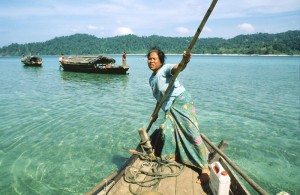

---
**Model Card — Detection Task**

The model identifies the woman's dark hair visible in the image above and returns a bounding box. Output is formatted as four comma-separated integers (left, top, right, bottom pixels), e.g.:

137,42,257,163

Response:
147,47,166,65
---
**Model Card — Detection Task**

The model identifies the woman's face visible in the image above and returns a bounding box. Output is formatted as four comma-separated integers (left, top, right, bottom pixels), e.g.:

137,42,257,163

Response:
148,52,162,73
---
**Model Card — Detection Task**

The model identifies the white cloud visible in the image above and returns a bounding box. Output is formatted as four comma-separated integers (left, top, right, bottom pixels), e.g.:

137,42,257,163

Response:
237,23,255,32
203,26,212,33
214,0,300,19
113,27,134,35
0,0,299,46
87,25,98,30
176,27,190,34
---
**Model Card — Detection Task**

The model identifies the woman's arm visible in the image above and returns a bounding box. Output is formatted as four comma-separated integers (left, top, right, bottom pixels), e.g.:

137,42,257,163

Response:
171,51,191,74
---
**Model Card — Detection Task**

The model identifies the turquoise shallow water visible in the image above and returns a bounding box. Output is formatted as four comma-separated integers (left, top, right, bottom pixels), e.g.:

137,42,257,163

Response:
0,55,299,194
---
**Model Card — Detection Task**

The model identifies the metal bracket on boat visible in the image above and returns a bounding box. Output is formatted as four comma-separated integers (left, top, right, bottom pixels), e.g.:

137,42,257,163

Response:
138,128,156,160
138,128,153,154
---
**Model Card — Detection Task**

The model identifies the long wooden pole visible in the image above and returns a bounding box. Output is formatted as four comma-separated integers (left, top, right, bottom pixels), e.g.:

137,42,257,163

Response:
146,0,218,133
201,133,269,195
142,1,268,194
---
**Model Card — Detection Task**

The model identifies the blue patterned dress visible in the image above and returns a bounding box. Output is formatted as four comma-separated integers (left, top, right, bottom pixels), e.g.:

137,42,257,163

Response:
149,64,208,170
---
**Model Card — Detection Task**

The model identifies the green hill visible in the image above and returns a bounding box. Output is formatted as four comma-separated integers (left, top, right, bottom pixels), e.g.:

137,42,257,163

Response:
0,30,299,56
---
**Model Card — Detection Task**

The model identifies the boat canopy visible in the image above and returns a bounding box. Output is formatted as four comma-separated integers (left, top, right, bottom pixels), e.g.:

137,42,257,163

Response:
64,55,116,65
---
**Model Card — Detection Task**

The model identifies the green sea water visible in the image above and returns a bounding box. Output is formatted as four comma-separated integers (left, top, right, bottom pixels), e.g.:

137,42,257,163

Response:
0,55,299,194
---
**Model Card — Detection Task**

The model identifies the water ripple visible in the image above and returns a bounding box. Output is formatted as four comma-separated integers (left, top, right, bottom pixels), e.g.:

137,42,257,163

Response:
0,55,299,194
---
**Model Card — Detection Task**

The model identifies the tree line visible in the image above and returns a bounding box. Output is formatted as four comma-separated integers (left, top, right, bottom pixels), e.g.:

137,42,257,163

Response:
0,30,299,56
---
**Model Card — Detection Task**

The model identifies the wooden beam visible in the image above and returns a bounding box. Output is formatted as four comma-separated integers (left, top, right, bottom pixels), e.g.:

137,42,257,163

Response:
209,140,228,163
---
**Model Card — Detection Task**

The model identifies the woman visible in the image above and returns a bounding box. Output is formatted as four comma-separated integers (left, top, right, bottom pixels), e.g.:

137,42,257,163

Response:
147,47,210,183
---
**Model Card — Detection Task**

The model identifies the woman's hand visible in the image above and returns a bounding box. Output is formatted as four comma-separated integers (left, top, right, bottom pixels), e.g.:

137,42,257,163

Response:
171,51,192,74
183,51,191,63
151,113,158,122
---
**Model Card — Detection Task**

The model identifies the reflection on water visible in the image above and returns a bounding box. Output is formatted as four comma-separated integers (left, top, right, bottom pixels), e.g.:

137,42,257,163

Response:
23,65,42,69
60,71,128,83
60,71,129,92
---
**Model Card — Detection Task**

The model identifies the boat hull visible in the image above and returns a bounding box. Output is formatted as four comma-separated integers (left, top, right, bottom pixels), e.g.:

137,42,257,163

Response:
61,64,129,75
60,55,129,75
86,130,251,195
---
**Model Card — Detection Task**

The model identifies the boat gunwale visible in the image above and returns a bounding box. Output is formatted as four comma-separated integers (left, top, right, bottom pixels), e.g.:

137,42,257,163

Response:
85,133,251,195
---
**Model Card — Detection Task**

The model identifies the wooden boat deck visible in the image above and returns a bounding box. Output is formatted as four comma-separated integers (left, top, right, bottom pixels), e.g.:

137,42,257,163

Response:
86,132,254,195
97,156,212,195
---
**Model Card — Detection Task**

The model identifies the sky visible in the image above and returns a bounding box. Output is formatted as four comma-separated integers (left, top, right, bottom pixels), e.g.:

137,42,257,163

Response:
0,0,299,47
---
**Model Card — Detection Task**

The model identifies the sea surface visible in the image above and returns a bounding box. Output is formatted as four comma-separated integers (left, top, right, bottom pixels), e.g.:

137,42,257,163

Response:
0,55,299,195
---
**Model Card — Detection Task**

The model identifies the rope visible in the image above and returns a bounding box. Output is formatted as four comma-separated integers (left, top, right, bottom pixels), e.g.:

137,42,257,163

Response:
124,154,184,195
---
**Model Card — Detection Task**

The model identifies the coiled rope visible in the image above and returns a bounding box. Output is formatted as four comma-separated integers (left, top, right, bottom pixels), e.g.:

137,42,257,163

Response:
124,157,184,195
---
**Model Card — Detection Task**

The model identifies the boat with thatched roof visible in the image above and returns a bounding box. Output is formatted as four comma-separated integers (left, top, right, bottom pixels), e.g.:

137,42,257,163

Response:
21,56,43,66
60,55,129,75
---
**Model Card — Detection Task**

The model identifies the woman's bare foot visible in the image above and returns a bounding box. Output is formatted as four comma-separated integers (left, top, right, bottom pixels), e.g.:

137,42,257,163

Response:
196,169,210,184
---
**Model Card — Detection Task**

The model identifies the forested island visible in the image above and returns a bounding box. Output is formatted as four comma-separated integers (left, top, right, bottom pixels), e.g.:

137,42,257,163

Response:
0,30,299,56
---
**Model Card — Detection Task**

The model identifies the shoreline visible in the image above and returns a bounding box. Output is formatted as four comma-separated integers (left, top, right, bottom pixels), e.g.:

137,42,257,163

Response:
125,53,300,57
1,54,300,57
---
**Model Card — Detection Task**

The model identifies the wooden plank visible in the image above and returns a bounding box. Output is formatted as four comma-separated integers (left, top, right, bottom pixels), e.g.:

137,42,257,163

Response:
157,165,177,195
86,172,117,195
105,174,128,195
110,158,157,195
191,168,204,195
105,157,141,195
176,166,193,195
91,132,258,195
134,161,158,194
96,182,115,195
97,155,250,195
209,140,228,163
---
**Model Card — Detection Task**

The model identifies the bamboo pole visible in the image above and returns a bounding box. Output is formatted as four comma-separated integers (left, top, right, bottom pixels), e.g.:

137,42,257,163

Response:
146,0,218,133
142,1,269,194
201,133,269,195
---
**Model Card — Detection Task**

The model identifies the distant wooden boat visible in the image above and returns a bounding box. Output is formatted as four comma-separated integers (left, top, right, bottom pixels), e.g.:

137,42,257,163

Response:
21,56,42,66
86,129,270,195
60,55,129,75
